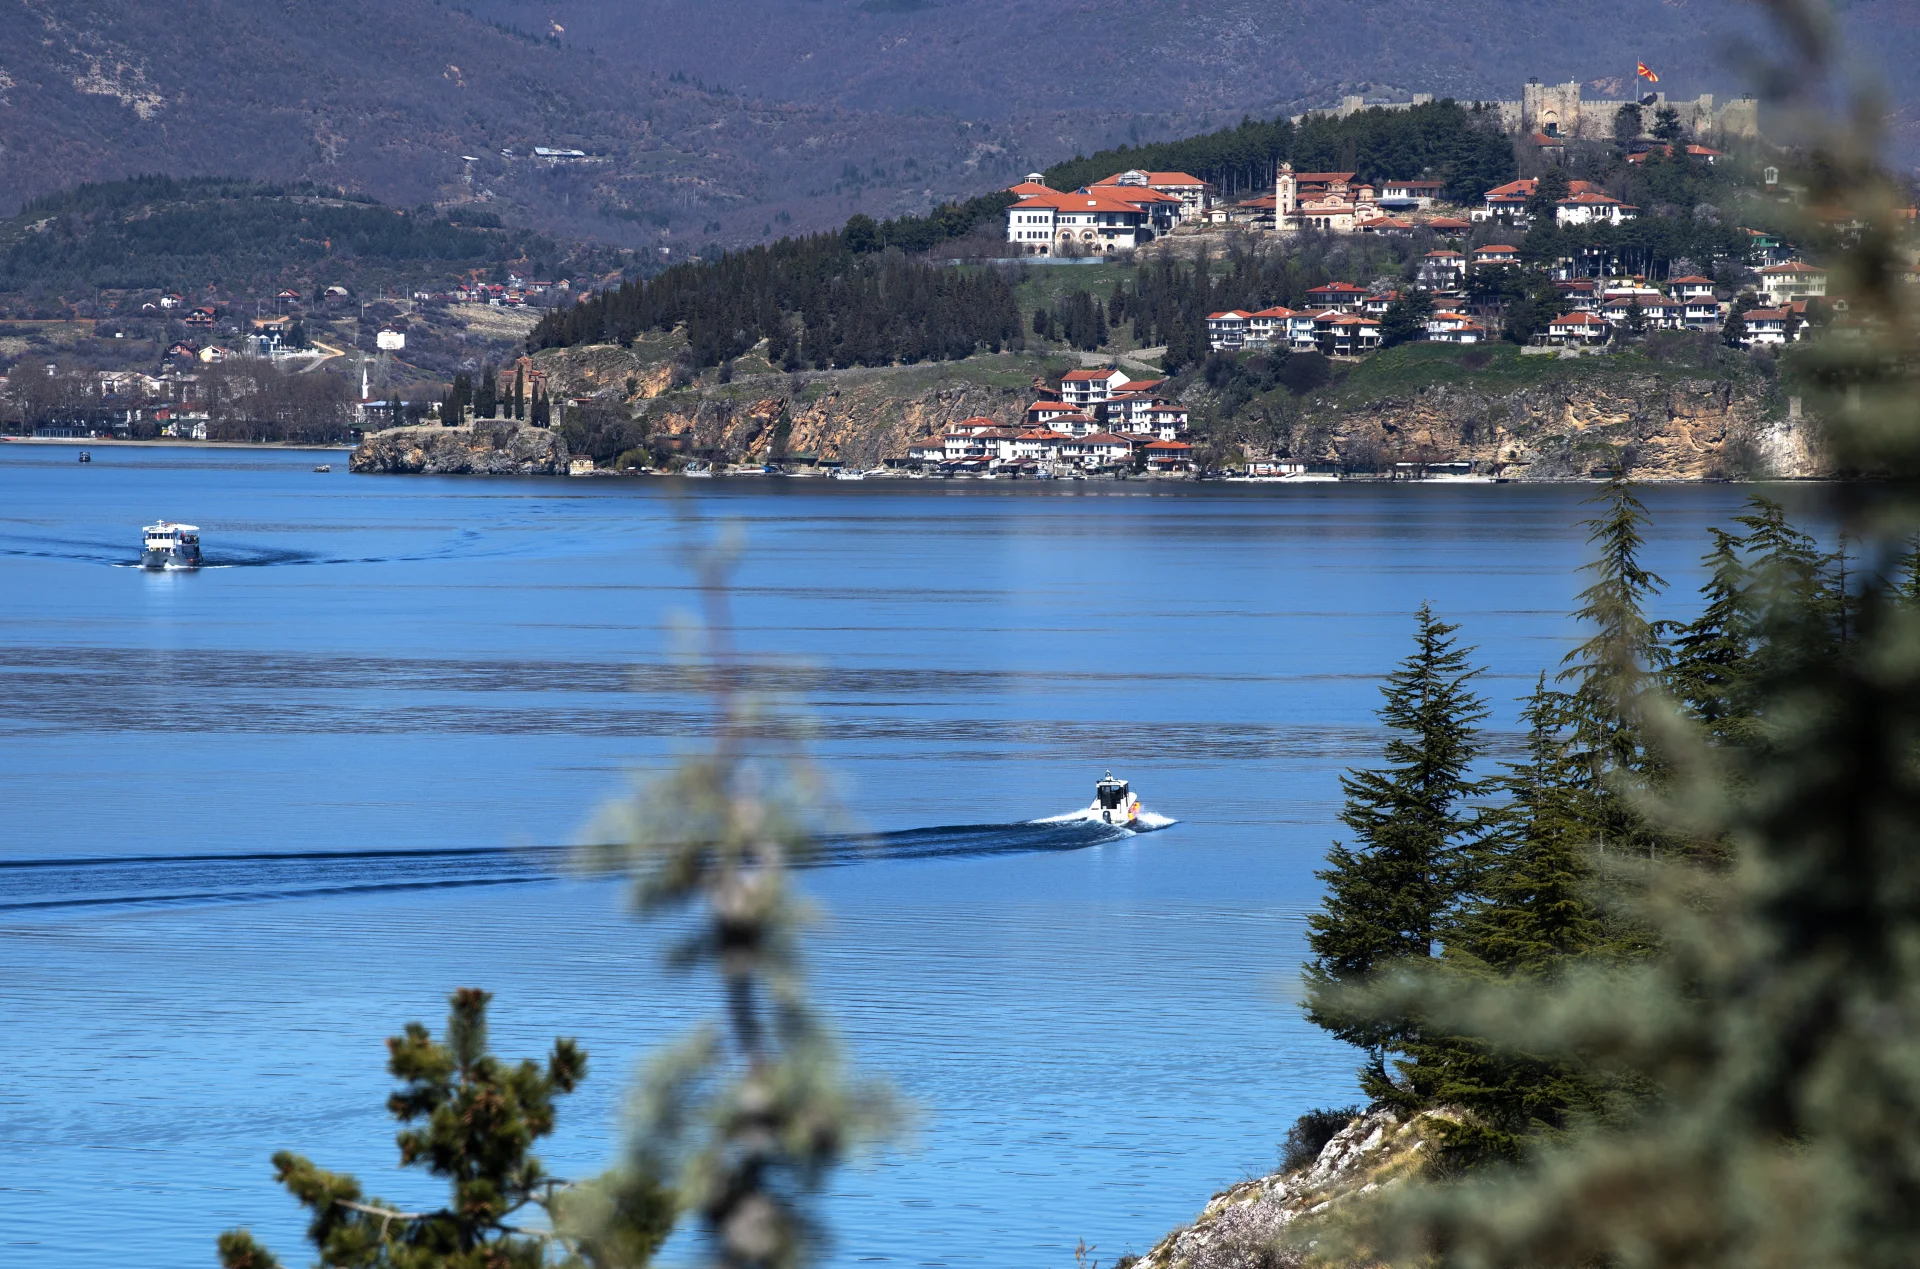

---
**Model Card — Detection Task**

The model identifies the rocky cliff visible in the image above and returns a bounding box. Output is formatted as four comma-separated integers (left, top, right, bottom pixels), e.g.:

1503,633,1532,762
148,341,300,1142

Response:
349,424,568,475
1132,1109,1453,1269
1301,371,1818,481
528,342,1823,481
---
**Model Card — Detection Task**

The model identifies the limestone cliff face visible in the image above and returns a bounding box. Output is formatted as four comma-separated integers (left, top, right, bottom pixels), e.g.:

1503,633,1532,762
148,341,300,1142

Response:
636,377,1036,467
349,424,568,475
1302,373,1821,480
1133,1109,1454,1269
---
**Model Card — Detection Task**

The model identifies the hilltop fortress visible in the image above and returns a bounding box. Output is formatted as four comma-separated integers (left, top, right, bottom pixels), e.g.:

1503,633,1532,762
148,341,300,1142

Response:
1308,77,1760,146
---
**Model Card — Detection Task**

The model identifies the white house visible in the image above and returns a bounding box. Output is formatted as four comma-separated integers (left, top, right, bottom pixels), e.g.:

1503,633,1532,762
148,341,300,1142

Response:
1206,311,1252,351
1555,190,1638,227
1426,311,1485,343
1377,179,1445,210
1757,261,1827,305
1418,250,1467,291
1739,306,1796,345
1545,311,1611,346
1669,275,1717,302
1059,367,1131,409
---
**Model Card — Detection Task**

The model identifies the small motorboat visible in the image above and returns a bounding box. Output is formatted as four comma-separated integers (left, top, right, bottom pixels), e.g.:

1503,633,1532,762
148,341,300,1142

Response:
78,451,91,463
141,522,202,570
1089,771,1141,826
683,461,714,478
832,468,866,481
313,464,331,473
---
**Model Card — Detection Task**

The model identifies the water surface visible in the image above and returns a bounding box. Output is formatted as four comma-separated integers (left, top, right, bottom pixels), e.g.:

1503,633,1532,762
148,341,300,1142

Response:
0,446,1761,1267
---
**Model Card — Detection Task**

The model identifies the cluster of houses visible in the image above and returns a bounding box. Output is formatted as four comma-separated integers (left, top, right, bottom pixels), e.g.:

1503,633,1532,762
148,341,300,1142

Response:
413,276,572,307
1205,250,1830,353
1001,157,1738,253
900,367,1196,473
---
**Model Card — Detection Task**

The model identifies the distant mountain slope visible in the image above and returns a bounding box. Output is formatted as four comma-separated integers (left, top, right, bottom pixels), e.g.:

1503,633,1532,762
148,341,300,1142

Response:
0,0,1912,252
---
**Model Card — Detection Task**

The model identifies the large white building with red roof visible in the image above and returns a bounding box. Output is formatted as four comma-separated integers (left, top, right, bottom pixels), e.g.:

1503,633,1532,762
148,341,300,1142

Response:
1090,170,1212,221
1004,185,1177,255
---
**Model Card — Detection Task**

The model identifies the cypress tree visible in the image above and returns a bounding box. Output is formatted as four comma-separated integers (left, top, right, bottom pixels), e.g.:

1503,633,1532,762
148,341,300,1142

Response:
475,366,497,420
1305,603,1488,1101
512,366,526,421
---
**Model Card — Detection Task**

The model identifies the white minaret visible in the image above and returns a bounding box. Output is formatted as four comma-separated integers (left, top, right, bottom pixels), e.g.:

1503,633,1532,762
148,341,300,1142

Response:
1275,162,1297,234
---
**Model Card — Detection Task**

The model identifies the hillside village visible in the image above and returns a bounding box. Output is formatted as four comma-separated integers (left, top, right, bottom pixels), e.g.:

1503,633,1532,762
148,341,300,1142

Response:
4,74,1908,478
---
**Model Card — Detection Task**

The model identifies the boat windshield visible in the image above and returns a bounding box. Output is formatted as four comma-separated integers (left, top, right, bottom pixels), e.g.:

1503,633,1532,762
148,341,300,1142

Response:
1096,779,1129,809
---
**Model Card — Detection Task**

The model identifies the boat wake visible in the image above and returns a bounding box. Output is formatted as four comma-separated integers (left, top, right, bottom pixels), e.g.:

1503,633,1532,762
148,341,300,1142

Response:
0,817,1163,917
1030,806,1179,831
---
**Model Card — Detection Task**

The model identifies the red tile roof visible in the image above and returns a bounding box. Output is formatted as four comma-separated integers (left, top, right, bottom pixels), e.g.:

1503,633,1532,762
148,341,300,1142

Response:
1092,171,1208,188
1012,191,1151,214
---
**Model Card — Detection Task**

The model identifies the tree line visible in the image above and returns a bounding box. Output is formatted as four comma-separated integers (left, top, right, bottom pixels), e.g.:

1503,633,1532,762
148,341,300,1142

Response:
526,229,1022,371
1042,102,1516,206
1304,481,1919,1176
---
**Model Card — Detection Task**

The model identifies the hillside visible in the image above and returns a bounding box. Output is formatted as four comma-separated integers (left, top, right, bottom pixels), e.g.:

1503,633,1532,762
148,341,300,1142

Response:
5,0,1916,259
0,177,605,302
514,315,1814,481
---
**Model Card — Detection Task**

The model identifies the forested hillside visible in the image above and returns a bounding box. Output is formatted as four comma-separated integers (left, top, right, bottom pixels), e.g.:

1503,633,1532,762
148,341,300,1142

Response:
528,230,1021,370
0,178,609,299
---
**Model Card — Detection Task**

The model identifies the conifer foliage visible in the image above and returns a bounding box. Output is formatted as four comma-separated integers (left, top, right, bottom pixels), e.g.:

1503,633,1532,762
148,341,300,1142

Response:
526,235,1019,371
1306,603,1487,1101
578,533,901,1269
215,989,658,1269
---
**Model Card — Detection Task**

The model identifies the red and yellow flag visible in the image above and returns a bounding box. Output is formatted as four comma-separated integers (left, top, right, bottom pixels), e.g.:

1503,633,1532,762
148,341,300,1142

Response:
1637,62,1659,82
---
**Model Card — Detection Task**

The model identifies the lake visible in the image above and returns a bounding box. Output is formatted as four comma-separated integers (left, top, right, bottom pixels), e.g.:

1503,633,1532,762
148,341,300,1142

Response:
0,445,1764,1268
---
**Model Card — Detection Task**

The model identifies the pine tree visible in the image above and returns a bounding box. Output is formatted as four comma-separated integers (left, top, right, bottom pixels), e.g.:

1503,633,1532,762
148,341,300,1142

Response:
216,989,667,1269
1375,678,1613,1167
1461,679,1603,973
1379,291,1434,348
1558,476,1670,857
1305,603,1488,1101
1667,526,1757,749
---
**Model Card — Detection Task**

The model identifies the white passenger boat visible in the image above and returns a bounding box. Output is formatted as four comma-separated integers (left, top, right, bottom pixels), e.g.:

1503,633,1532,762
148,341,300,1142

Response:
1089,771,1141,826
141,522,202,570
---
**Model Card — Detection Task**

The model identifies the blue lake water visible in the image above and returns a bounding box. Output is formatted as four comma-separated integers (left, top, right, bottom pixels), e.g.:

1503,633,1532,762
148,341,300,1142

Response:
0,445,1770,1268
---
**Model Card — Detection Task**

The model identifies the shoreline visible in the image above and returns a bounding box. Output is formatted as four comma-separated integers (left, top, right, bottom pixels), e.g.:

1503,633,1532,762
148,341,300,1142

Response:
0,436,352,452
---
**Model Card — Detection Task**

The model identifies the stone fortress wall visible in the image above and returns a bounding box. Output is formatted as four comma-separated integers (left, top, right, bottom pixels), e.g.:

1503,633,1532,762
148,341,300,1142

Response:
1306,79,1760,146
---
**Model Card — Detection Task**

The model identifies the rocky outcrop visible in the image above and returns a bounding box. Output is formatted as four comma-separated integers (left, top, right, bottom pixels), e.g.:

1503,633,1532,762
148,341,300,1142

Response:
1290,374,1820,481
349,424,568,475
1132,1109,1455,1269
